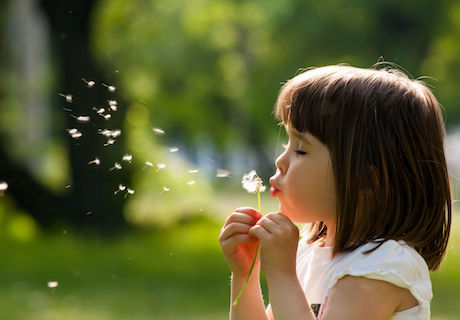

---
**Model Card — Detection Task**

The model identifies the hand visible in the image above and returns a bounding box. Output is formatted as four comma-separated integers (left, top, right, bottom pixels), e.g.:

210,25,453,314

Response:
249,212,299,276
219,207,263,276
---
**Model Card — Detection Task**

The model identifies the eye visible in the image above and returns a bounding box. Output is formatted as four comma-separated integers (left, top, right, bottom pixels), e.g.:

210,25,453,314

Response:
295,149,307,155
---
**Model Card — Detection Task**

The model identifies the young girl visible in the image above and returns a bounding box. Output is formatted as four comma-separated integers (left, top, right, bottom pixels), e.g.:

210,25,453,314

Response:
219,64,452,319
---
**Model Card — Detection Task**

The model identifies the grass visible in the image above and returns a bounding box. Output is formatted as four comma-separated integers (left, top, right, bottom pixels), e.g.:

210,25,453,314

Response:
0,213,459,319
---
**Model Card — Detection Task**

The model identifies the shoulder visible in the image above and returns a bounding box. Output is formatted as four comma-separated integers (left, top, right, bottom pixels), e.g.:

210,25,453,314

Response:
324,240,432,319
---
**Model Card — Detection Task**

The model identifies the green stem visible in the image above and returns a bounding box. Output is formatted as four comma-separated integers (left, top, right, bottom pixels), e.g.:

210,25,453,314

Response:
233,188,262,306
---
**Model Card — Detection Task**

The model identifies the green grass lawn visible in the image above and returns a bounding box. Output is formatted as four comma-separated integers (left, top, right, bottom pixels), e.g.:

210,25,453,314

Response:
1,214,459,319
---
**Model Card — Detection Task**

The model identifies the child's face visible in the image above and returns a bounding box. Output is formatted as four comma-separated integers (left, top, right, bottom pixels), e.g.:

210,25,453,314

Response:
270,126,337,225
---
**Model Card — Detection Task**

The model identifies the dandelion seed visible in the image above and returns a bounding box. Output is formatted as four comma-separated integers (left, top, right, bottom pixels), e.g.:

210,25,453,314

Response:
169,147,179,153
114,184,126,194
157,163,166,170
86,211,93,215
145,161,153,167
122,154,132,162
188,169,199,174
74,115,90,122
187,180,196,185
109,162,122,171
127,188,135,194
82,78,95,87
104,139,115,147
47,281,59,288
241,170,266,194
153,128,165,135
0,181,8,192
104,114,112,120
217,169,231,178
163,186,170,192
65,185,71,189
108,100,117,107
98,129,121,138
109,105,118,111
59,93,72,103
68,128,78,134
71,132,82,138
88,157,101,165
96,108,105,114
62,108,72,112
67,128,82,139
102,83,116,92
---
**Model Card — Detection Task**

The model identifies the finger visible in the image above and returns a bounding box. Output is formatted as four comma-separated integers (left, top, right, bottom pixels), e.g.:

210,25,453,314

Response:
249,224,270,240
220,222,252,242
224,212,257,226
234,207,263,221
266,212,294,225
256,217,278,233
220,234,257,252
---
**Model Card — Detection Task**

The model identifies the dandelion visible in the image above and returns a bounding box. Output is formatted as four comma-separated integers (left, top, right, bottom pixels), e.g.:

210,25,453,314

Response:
88,157,101,165
157,163,166,170
234,170,265,306
188,169,199,174
109,162,122,171
187,180,196,185
153,128,165,135
59,93,72,103
122,154,132,162
47,281,59,288
169,147,179,153
216,169,230,178
241,170,266,194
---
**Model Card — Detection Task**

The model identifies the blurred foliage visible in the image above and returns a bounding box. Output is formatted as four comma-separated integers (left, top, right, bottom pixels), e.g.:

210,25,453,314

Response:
0,211,459,319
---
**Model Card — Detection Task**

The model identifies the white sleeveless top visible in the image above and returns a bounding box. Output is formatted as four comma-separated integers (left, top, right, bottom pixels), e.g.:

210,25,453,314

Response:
296,239,432,319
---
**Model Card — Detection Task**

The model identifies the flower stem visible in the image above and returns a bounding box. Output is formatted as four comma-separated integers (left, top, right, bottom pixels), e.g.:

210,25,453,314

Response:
233,188,262,306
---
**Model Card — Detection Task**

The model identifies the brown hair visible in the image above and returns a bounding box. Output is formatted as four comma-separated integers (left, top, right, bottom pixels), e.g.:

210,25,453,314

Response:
274,64,451,270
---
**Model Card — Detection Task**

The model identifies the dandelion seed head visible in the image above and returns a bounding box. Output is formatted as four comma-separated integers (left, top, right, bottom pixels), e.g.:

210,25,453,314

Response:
47,281,59,288
241,170,266,194
169,147,179,153
217,169,231,178
153,128,165,135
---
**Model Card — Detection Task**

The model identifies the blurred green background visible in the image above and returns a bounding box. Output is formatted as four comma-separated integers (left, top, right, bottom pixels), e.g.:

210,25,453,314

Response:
1,0,459,319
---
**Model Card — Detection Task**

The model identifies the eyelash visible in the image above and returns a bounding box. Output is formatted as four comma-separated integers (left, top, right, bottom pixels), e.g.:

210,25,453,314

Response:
295,149,307,155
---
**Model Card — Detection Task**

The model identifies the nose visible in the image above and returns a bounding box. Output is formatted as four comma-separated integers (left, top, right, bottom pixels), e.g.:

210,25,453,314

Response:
275,149,288,174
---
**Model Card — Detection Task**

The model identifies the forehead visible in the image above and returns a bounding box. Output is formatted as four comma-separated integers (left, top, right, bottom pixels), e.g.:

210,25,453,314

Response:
285,125,315,146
